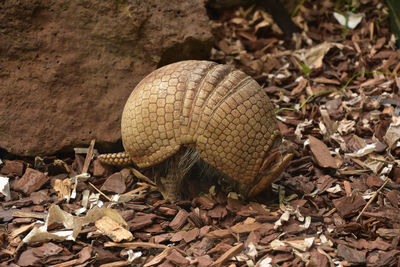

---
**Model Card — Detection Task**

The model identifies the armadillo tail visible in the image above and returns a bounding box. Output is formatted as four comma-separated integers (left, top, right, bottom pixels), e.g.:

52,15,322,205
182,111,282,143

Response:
98,151,132,166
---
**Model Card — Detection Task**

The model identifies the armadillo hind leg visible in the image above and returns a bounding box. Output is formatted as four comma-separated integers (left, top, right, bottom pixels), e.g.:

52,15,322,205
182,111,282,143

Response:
153,148,200,201
98,151,133,166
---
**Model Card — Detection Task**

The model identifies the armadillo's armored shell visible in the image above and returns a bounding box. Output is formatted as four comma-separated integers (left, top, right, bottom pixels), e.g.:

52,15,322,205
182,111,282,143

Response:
121,60,280,185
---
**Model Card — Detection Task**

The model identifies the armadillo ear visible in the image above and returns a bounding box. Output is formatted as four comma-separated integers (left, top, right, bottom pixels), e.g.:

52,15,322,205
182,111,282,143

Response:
259,151,280,172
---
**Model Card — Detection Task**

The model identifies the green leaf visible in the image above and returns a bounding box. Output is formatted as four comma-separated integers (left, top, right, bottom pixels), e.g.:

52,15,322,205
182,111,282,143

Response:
301,63,312,75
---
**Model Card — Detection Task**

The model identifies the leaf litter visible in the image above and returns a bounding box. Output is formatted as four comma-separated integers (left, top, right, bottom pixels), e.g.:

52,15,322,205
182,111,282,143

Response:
1,0,400,266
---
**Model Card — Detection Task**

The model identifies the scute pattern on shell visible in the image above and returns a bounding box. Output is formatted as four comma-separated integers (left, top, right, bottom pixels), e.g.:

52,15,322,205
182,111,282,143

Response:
121,60,280,185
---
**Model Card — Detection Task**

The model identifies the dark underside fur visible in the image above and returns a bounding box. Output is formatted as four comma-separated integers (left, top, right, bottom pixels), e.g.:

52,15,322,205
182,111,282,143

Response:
150,147,238,199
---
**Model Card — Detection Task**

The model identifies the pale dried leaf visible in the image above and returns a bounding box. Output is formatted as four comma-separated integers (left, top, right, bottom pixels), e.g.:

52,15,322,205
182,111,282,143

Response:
54,179,72,202
293,42,347,69
346,143,377,157
337,119,356,135
384,116,400,149
95,216,133,242
285,237,315,252
333,12,365,29
326,184,342,193
0,176,11,201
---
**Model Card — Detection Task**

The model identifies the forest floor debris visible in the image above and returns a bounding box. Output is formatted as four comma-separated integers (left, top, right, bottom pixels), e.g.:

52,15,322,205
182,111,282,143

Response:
1,0,400,266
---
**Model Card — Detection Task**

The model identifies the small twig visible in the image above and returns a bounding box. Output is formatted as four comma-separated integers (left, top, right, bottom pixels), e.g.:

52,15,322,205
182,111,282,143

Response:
143,247,171,267
104,241,167,249
82,139,95,174
136,182,158,191
355,178,389,222
88,181,112,202
323,208,337,217
130,167,156,185
123,185,151,196
72,140,96,197
317,247,335,267
211,243,244,267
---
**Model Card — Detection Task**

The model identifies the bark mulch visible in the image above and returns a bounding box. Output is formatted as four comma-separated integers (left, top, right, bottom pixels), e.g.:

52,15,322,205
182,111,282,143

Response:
1,0,400,266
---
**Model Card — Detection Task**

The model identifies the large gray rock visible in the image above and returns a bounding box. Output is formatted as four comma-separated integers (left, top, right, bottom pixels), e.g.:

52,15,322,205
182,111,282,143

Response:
0,0,213,156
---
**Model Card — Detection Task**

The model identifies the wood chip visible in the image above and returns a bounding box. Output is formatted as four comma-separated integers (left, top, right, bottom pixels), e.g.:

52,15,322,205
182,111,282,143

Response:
95,216,133,242
210,243,244,267
308,135,341,169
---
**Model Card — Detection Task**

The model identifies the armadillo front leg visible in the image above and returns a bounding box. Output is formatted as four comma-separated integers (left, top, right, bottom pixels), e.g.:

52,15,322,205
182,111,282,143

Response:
99,148,199,201
153,148,200,201
155,161,185,201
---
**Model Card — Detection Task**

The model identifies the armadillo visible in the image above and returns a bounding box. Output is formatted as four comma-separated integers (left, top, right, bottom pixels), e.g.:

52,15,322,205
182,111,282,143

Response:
99,60,292,201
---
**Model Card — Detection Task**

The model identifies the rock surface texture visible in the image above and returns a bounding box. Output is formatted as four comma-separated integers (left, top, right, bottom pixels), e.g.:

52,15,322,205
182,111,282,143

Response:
0,0,212,156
